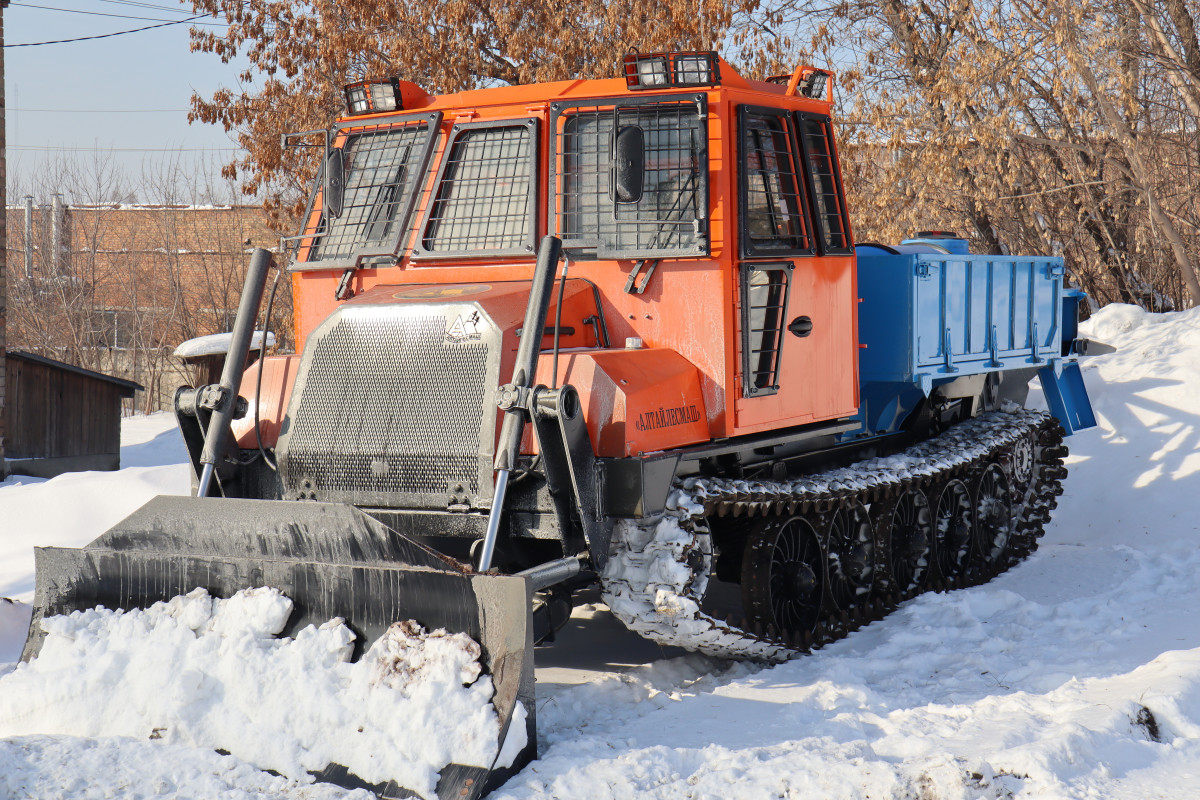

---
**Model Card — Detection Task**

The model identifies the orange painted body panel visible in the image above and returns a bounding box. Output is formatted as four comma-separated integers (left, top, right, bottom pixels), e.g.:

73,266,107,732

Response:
530,348,709,457
232,355,301,448
347,277,603,350
732,255,860,431
287,60,862,451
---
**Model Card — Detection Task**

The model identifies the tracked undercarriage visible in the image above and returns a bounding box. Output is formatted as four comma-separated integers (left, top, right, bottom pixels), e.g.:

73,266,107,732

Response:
602,408,1067,662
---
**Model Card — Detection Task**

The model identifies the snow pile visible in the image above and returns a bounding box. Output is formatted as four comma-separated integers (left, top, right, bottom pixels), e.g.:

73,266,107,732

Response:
173,331,276,358
0,587,511,800
0,736,373,800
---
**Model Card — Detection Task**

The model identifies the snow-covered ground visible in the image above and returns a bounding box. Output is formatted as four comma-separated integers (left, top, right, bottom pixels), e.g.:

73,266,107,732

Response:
2,303,1200,798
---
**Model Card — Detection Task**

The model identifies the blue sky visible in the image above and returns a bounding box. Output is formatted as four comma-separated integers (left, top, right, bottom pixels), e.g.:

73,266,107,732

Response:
5,0,247,199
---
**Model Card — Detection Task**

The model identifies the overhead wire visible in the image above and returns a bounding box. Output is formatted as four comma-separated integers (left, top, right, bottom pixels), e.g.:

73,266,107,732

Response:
12,108,192,113
94,0,202,14
9,145,240,152
5,14,209,46
10,2,225,23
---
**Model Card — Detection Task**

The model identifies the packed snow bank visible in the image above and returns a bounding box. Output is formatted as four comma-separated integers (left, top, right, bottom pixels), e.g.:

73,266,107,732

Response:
0,736,374,800
492,303,1200,799
0,413,190,603
0,587,514,800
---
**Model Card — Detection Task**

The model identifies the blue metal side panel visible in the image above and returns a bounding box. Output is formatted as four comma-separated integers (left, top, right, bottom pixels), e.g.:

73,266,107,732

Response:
859,253,1065,390
857,254,917,382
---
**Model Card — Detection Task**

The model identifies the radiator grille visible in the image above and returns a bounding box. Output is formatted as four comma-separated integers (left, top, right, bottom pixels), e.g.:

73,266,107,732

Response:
281,308,494,507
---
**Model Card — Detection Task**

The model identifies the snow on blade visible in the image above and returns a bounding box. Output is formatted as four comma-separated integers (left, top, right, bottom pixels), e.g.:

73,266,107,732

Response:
0,587,514,800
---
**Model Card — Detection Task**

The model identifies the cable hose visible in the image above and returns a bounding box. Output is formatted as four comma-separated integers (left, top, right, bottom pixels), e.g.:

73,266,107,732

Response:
551,255,568,390
252,262,283,471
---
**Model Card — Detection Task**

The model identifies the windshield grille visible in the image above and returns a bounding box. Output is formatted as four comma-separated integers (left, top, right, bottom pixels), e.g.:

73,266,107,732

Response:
302,118,437,266
551,97,708,259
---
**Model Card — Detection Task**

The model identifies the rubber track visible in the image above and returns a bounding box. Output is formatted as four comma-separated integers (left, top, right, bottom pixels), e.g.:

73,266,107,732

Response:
600,408,1067,663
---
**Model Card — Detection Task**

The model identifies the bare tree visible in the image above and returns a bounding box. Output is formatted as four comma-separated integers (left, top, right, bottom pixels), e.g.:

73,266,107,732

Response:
6,152,287,413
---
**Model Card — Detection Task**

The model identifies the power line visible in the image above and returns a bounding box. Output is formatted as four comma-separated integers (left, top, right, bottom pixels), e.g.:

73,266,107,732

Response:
11,2,224,23
12,108,191,113
10,145,241,152
5,13,208,46
95,0,200,15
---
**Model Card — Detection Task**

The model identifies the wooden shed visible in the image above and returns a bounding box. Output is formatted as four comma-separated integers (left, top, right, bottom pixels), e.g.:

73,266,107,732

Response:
3,352,142,478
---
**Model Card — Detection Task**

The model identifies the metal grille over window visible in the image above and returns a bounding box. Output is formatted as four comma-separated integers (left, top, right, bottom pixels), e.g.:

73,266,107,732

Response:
303,120,435,266
552,98,708,259
418,121,537,256
740,263,792,397
798,115,850,254
740,107,812,257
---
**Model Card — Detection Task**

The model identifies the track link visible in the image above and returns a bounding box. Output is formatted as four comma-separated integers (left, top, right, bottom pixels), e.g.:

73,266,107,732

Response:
600,408,1067,662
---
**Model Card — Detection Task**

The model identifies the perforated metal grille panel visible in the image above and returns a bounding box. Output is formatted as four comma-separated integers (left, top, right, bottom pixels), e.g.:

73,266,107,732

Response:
279,306,497,508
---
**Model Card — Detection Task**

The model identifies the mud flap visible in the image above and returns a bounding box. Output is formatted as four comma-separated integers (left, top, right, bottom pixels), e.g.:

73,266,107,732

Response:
22,496,535,800
1038,362,1097,435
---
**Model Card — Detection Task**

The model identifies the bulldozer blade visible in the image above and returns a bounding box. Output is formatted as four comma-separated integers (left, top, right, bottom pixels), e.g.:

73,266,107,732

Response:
22,495,535,800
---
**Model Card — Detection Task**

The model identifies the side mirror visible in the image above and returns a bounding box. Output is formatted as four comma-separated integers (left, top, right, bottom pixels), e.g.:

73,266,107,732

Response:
324,147,345,220
610,125,645,204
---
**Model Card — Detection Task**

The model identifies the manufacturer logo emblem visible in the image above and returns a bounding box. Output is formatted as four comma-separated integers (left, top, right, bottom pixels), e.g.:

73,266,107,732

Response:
634,404,702,432
445,311,483,343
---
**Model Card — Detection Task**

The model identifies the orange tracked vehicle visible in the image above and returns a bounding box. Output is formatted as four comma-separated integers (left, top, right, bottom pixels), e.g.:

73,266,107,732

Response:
25,53,1094,798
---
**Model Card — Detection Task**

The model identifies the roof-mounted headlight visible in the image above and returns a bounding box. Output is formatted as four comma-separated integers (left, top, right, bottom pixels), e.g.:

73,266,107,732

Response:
801,70,831,100
623,52,720,90
342,78,404,116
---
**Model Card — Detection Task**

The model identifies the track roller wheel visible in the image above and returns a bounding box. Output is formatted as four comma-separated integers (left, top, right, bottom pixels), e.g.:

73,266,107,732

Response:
741,515,825,638
883,487,933,593
972,463,1013,575
826,500,874,612
1005,431,1036,487
933,479,973,584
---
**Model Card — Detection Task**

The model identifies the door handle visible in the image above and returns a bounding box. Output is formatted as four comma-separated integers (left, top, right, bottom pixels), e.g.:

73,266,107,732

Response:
788,316,813,337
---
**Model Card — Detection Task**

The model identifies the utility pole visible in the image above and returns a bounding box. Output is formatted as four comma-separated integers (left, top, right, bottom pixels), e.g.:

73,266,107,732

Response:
1,0,11,478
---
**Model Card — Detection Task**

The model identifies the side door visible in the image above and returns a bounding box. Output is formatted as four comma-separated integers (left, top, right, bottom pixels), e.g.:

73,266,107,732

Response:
733,105,858,430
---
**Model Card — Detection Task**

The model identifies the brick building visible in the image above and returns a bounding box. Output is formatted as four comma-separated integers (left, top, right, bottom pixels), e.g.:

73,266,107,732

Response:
4,202,285,412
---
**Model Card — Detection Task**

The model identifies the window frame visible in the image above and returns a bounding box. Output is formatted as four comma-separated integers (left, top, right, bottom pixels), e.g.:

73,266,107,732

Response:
737,105,816,259
795,112,852,256
548,93,710,260
410,117,540,260
739,261,794,398
290,111,442,273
